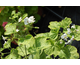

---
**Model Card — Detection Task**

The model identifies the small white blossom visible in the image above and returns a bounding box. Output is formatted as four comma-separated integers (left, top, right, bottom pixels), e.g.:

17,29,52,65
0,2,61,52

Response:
60,41,62,44
2,35,5,40
24,16,35,25
18,17,22,22
28,16,35,23
61,33,68,41
71,24,75,29
2,35,7,45
68,40,72,43
67,28,71,34
71,35,74,40
65,35,74,45
65,42,68,44
65,40,72,44
24,17,28,25
16,29,19,32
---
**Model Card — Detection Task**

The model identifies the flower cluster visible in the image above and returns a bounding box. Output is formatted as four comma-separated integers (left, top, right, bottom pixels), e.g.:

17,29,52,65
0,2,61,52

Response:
61,33,74,45
18,16,35,25
65,35,74,44
61,33,68,41
24,16,35,25
61,24,76,45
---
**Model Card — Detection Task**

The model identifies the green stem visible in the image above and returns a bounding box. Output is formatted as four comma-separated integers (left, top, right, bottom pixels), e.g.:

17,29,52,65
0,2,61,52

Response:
34,32,37,36
25,45,27,59
19,46,25,56
2,52,10,54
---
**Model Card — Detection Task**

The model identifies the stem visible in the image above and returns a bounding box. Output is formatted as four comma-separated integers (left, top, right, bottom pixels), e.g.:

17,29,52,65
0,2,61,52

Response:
2,52,10,54
25,45,27,59
32,54,33,59
34,32,37,36
19,46,25,55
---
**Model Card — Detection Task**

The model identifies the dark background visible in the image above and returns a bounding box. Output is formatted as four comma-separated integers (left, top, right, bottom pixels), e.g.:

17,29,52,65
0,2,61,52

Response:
35,6,80,33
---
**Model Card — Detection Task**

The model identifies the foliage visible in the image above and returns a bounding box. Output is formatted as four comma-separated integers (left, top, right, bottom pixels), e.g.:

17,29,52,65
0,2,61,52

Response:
0,6,40,49
0,10,80,59
0,6,40,25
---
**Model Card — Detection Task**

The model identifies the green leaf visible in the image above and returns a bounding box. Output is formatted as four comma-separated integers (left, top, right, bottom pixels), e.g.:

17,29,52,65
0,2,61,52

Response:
44,46,54,56
49,29,58,40
17,34,35,49
75,34,80,41
46,55,52,59
75,26,80,41
53,46,60,57
35,32,49,38
59,45,79,59
0,48,4,52
3,39,11,48
4,23,16,35
28,55,33,59
28,51,40,59
22,13,28,19
59,47,70,59
35,37,51,50
11,10,16,15
34,14,40,23
40,50,46,59
48,21,60,29
32,50,40,59
28,47,40,59
66,45,79,59
61,17,72,28
16,45,29,56
55,39,65,49
5,48,21,59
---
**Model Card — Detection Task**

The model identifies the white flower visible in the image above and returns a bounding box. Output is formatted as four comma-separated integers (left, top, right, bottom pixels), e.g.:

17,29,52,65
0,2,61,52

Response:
24,17,28,25
16,29,19,32
71,24,75,29
67,28,71,34
65,35,74,45
24,16,35,25
61,33,68,41
68,40,72,43
65,42,68,44
71,35,74,40
60,41,62,44
28,16,35,23
18,17,22,22
2,35,7,45
65,40,72,44
2,35,5,40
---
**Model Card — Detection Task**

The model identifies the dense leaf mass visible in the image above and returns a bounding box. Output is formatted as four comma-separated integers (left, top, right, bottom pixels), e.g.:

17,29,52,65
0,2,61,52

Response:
0,12,79,59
